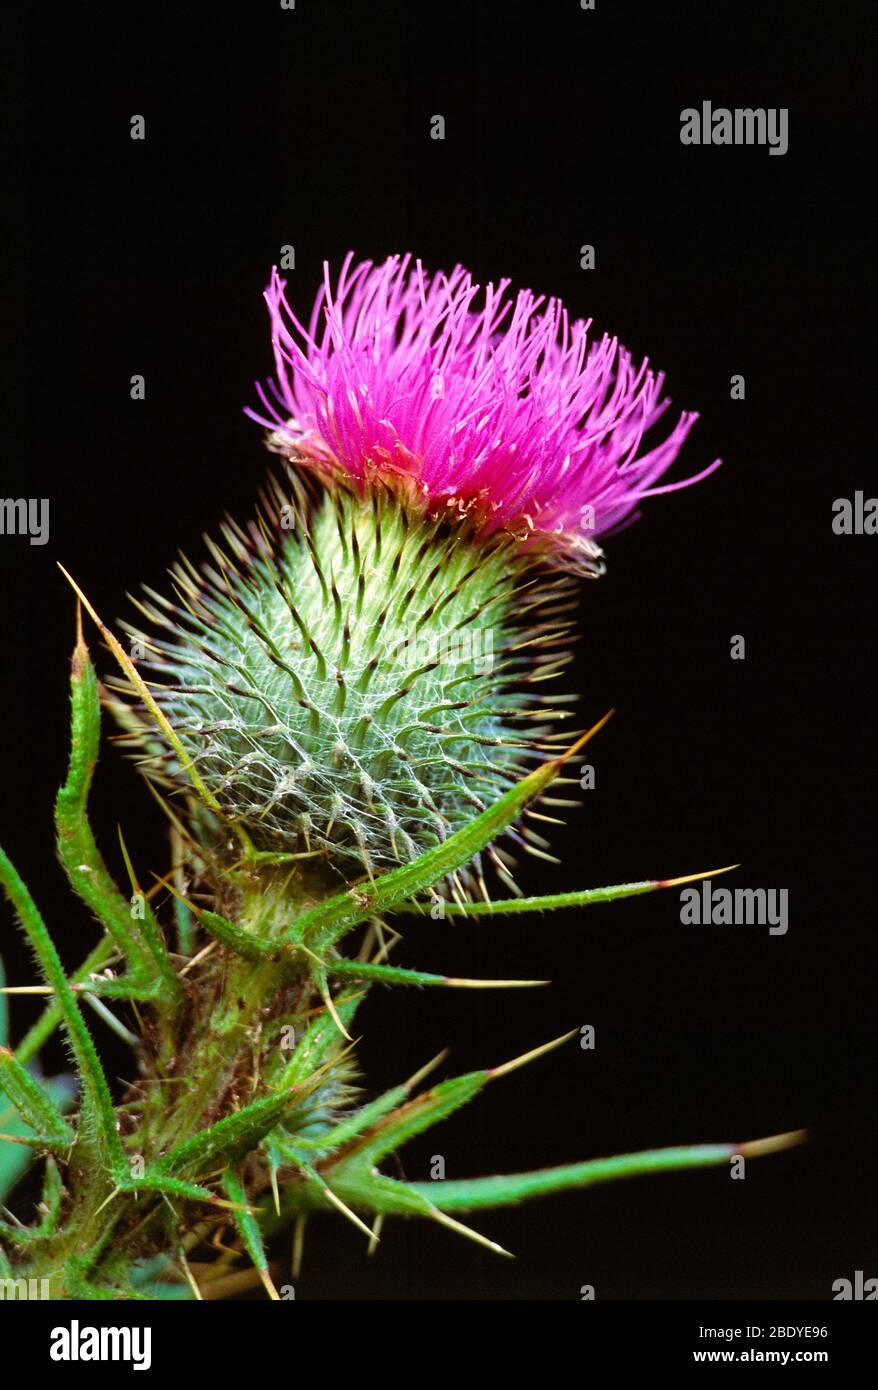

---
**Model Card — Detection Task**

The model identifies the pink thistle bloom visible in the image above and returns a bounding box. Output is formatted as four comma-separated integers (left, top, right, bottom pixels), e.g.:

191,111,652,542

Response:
247,253,720,569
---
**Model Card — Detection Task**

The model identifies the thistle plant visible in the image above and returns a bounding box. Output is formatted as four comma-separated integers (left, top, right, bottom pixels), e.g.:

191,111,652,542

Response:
0,255,803,1300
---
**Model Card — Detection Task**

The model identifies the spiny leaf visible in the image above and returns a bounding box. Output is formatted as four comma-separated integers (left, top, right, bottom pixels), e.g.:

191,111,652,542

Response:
413,865,738,918
54,626,179,1001
0,1048,75,1148
0,1075,76,1206
154,1086,305,1178
223,1166,279,1300
0,845,125,1171
326,958,547,989
403,1130,809,1212
193,906,275,963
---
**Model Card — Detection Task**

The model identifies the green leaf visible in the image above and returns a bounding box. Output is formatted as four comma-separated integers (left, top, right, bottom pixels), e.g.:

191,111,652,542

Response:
326,958,545,989
198,908,276,962
404,1136,802,1211
223,1166,278,1298
0,1048,74,1148
54,632,179,1001
423,880,659,916
154,1086,304,1178
0,1074,77,1205
0,844,125,1172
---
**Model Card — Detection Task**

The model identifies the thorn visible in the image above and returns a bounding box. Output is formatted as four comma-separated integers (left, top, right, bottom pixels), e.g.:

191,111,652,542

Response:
208,1194,255,1213
177,1248,203,1301
403,1047,449,1092
515,843,562,866
550,710,614,770
142,776,191,839
367,1212,383,1256
321,1183,377,1242
442,977,550,989
270,1162,281,1219
301,947,353,1040
82,992,141,1048
657,863,740,889
289,1037,362,1098
0,985,55,995
258,1265,281,1301
428,1205,514,1258
292,1213,306,1280
93,1186,122,1218
151,870,200,918
117,825,142,895
488,1027,579,1080
178,941,218,978
320,986,353,1042
736,1128,808,1160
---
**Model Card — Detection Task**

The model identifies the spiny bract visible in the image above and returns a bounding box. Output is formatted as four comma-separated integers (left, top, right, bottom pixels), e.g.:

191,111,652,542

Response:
122,474,579,888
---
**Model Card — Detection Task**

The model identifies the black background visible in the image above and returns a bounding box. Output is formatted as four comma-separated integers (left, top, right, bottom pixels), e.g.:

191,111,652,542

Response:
1,0,875,1299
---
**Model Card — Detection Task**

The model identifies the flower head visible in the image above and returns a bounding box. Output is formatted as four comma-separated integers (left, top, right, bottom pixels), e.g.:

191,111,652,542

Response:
247,253,719,570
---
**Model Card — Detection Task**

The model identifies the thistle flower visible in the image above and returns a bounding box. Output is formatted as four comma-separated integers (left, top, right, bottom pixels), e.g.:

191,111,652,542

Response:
119,257,720,889
248,253,720,570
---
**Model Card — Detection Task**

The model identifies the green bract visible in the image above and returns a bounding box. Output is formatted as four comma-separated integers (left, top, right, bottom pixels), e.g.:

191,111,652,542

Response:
122,477,578,890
